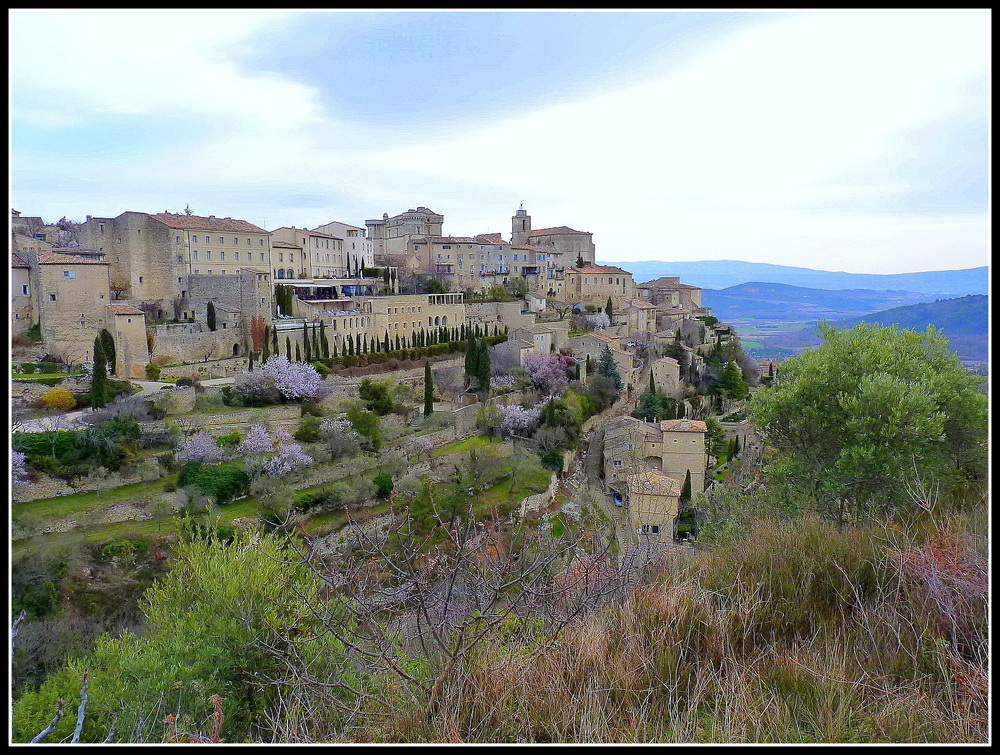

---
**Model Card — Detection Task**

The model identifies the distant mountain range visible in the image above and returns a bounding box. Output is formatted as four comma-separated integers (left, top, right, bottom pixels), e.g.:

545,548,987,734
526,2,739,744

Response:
764,295,989,362
602,260,988,298
702,282,943,323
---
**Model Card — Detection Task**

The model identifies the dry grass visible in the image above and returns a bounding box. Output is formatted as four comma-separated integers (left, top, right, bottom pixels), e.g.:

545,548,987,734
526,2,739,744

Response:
360,514,989,743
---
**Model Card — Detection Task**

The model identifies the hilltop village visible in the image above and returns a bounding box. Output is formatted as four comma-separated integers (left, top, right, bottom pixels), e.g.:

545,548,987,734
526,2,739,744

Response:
12,203,763,550
10,204,989,746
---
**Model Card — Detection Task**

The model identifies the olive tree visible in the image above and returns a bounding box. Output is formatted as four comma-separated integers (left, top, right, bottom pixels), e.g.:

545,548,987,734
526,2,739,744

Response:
749,323,987,522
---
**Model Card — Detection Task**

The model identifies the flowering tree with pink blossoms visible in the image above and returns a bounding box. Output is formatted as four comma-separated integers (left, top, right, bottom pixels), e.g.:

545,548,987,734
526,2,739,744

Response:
234,355,331,405
523,352,570,397
499,402,544,438
262,440,314,476
176,431,226,463
12,449,29,485
237,424,274,455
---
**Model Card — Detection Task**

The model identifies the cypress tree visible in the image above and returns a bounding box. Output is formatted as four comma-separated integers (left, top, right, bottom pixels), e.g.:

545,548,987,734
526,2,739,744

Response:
248,351,255,371
91,336,108,408
320,321,329,359
312,324,320,359
99,328,116,375
680,469,692,505
262,326,270,363
464,334,477,389
423,361,434,416
207,301,217,331
295,342,301,362
395,334,401,350
272,326,279,354
476,338,491,393
286,337,292,360
650,374,656,396
605,297,613,322
332,339,338,358
303,323,311,362
384,332,391,351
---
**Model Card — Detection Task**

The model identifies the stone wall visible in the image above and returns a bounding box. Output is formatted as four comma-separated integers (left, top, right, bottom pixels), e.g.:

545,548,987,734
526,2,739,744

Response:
13,458,164,504
158,356,249,380
152,322,247,365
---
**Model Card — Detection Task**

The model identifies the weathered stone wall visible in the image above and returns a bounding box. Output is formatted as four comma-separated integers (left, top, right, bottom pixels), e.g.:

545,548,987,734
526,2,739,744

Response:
152,321,247,364
13,458,164,503
157,357,249,380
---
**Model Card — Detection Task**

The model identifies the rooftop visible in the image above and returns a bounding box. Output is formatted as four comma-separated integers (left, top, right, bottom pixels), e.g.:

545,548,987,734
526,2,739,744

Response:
659,419,707,433
528,226,590,236
151,212,267,234
107,304,146,316
11,252,29,268
638,277,701,290
36,252,108,265
565,265,633,275
625,470,682,496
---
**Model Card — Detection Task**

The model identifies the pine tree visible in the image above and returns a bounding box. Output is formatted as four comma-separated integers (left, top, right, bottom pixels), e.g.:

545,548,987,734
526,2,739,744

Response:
99,329,116,376
576,254,585,268
207,301,217,331
597,345,623,393
424,361,434,416
91,336,108,408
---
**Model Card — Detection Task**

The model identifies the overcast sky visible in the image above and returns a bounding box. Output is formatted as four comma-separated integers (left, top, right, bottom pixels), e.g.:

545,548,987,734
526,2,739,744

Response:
10,9,989,274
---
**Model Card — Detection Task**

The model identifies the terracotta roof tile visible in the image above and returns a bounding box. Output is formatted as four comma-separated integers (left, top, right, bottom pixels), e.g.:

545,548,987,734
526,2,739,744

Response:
107,304,146,316
659,419,707,433
528,226,590,236
151,212,267,234
36,252,108,265
565,265,632,275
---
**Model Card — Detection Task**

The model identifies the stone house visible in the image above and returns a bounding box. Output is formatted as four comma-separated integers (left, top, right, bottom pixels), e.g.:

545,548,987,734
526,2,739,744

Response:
270,226,345,279
561,265,637,306
604,415,707,506
11,252,33,334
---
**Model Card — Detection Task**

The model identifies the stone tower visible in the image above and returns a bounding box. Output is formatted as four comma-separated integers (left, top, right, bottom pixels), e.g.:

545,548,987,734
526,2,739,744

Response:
511,203,531,246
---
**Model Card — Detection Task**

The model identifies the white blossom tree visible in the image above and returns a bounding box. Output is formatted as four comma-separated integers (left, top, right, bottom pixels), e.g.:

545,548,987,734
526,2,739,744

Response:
175,431,225,464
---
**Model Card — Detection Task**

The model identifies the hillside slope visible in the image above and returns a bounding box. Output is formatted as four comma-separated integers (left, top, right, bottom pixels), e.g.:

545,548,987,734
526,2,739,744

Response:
702,282,940,322
765,294,988,361
607,260,988,297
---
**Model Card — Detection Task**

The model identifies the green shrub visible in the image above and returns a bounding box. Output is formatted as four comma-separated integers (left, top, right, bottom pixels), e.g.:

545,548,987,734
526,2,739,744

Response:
38,362,60,373
373,472,394,499
294,415,322,442
178,462,250,505
19,363,38,374
215,431,243,448
144,363,162,380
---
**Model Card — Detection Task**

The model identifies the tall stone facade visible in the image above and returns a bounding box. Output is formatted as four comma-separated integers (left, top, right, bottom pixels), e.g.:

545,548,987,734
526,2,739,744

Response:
366,207,444,257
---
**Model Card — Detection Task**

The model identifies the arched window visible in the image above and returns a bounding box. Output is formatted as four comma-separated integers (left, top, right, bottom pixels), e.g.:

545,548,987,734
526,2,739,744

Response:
434,316,440,327
233,343,240,356
442,315,448,327
287,269,294,279
276,269,285,279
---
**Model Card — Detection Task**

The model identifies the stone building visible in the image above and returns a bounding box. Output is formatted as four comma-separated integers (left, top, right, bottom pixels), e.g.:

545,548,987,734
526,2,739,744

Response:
366,207,444,257
11,252,33,334
312,219,374,272
29,252,149,375
510,205,596,269
603,416,708,542
78,211,272,305
604,415,708,501
649,356,683,399
560,265,636,305
637,276,703,310
270,226,345,279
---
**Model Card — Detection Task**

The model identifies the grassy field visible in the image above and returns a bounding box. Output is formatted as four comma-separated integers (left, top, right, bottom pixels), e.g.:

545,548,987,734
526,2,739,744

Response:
431,434,503,457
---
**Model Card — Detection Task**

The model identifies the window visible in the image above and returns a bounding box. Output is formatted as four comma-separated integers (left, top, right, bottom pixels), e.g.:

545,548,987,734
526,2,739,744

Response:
193,251,199,259
614,460,623,467
220,252,226,260
100,294,105,299
219,237,224,244
63,270,76,278
639,525,660,535
21,284,29,295
234,252,239,260
193,235,198,243
138,276,144,283
260,239,264,246
177,255,183,263
260,253,265,260
50,294,57,301
233,238,237,245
